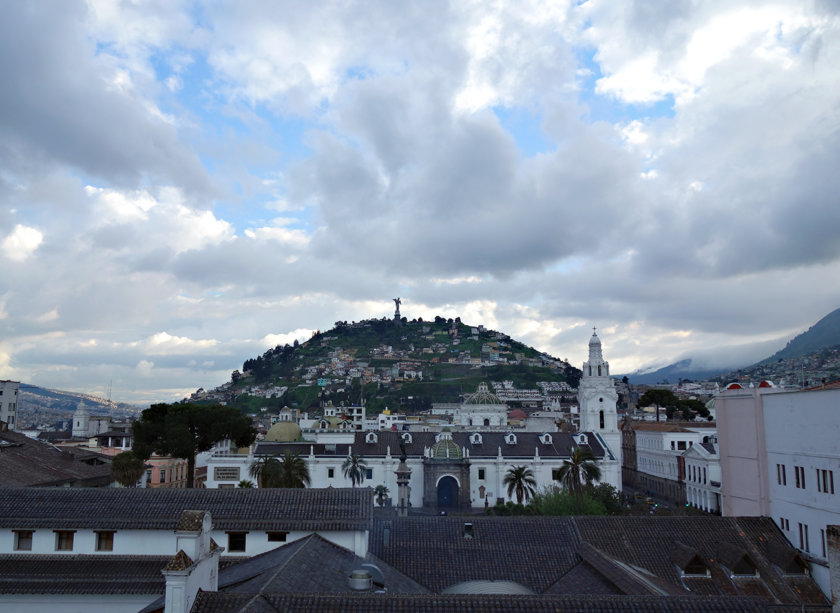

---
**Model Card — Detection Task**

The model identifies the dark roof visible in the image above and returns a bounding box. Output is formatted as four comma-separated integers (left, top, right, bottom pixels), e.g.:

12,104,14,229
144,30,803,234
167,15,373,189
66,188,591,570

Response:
189,593,816,613
370,516,828,607
257,430,606,459
0,431,113,487
140,532,428,613
0,555,167,594
0,487,372,531
219,533,427,595
370,516,581,593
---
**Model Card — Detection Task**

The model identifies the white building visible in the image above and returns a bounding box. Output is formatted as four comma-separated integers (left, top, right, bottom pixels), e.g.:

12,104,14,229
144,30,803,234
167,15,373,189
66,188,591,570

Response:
682,435,721,513
631,423,718,505
716,381,840,597
0,380,19,431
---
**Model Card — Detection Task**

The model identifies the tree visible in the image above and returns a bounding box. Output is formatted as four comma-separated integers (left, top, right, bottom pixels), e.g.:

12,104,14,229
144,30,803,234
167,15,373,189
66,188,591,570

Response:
132,402,255,488
557,446,602,511
249,452,310,488
638,389,680,421
374,484,390,506
111,450,145,487
249,456,283,488
238,479,255,488
342,453,368,487
503,465,537,504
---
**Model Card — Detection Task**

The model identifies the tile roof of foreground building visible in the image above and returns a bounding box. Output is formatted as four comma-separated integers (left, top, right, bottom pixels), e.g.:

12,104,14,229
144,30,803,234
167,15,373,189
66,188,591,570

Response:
188,593,820,613
368,516,828,607
0,429,113,487
0,487,372,531
0,555,168,594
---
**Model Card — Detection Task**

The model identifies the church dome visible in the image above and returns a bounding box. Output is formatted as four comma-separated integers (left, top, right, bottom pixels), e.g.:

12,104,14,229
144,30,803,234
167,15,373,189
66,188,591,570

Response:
589,332,601,346
431,433,463,459
464,383,502,405
265,421,302,442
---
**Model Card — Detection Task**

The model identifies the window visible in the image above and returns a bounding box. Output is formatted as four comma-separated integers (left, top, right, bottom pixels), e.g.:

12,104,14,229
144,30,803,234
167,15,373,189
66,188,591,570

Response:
821,528,827,558
599,410,604,429
779,517,790,531
146,469,152,483
267,531,288,542
478,468,485,480
227,532,247,553
798,523,809,552
160,468,167,483
552,468,562,481
816,469,834,494
328,468,335,478
55,530,75,551
95,531,115,552
13,530,33,551
777,464,786,486
365,468,373,480
677,441,687,450
795,465,806,489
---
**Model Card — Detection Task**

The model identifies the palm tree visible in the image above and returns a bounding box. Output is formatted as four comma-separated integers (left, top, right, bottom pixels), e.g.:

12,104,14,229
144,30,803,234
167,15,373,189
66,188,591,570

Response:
374,484,390,506
111,450,146,487
504,465,538,504
249,456,283,488
342,453,368,487
238,479,255,488
250,452,310,488
277,450,310,488
557,446,601,509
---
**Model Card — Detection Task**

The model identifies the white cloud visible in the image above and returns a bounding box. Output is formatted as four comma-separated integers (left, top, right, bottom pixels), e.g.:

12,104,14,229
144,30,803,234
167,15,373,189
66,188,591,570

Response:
1,224,43,262
136,360,155,377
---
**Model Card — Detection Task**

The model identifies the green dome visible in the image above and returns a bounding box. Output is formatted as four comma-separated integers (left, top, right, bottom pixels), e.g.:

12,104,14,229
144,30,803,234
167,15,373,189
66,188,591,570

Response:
432,433,462,459
265,421,302,442
464,382,502,405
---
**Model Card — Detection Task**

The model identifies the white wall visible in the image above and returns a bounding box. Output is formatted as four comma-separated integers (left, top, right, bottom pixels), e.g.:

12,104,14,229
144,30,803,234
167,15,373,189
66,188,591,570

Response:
763,387,840,597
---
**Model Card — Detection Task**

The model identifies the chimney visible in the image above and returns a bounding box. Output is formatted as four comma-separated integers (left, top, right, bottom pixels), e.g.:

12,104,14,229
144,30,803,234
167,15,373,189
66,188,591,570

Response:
162,510,222,613
828,525,840,613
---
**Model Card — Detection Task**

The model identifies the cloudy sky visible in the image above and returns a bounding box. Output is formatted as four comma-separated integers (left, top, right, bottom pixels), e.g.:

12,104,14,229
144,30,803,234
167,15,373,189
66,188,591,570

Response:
1,1,839,404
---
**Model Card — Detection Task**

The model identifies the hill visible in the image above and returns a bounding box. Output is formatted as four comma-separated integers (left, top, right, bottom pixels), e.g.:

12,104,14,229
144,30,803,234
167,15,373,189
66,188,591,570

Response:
18,386,141,430
624,359,730,385
214,316,581,414
762,307,840,362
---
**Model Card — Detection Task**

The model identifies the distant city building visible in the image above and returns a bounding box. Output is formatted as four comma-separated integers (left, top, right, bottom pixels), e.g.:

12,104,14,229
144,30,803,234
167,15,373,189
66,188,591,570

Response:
0,380,19,432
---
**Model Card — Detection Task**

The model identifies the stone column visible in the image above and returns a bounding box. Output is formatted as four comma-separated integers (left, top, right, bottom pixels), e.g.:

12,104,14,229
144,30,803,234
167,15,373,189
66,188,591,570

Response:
395,459,411,517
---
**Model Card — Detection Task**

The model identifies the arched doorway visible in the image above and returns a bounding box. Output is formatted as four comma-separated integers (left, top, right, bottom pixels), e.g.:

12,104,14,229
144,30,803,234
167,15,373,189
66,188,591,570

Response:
437,476,459,508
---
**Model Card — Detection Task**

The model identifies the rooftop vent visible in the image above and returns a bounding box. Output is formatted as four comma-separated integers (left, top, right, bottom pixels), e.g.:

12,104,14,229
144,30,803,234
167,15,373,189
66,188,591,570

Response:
348,569,372,591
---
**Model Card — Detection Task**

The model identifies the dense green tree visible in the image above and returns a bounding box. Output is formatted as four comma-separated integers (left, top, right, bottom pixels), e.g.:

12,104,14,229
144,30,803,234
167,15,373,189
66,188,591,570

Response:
249,456,283,488
111,450,145,487
638,389,681,420
584,482,622,515
342,453,368,487
557,446,602,510
529,484,608,516
238,479,255,488
503,465,538,504
132,402,255,488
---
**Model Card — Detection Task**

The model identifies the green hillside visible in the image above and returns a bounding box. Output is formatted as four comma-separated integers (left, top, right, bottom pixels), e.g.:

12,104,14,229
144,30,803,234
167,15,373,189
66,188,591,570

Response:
764,307,840,362
229,316,580,413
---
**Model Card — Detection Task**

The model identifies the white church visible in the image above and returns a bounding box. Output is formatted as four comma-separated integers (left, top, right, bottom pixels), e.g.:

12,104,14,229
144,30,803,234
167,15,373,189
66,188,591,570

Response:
204,331,623,508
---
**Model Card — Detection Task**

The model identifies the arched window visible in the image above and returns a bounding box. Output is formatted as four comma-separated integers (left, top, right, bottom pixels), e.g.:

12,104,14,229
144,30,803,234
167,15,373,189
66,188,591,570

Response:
401,432,412,444
505,433,517,445
599,410,605,429
598,365,601,376
366,432,378,444
471,433,483,445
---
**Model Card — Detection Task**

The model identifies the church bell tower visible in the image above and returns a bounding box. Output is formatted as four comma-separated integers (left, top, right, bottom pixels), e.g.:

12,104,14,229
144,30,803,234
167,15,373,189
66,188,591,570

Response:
577,329,621,489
